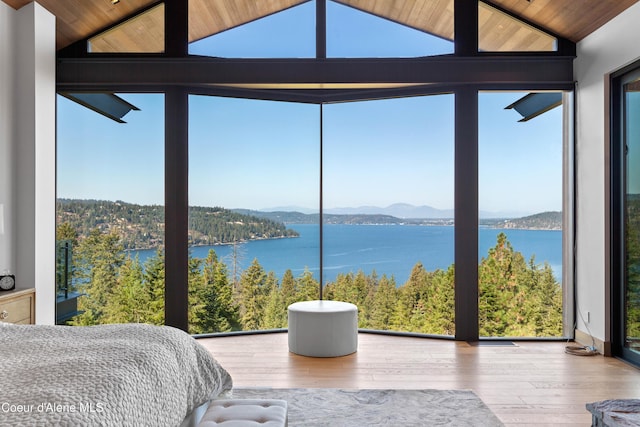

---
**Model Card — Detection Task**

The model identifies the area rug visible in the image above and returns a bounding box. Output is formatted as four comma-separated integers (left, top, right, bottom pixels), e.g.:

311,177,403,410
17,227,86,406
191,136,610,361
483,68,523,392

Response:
229,388,504,426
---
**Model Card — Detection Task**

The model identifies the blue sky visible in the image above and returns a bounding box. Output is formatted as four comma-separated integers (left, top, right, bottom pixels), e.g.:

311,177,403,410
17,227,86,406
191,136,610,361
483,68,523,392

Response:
57,1,563,216
189,1,453,58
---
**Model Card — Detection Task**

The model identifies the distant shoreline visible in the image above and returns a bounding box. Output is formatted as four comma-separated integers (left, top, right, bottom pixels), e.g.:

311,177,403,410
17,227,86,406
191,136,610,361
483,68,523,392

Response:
123,223,561,252
124,234,297,252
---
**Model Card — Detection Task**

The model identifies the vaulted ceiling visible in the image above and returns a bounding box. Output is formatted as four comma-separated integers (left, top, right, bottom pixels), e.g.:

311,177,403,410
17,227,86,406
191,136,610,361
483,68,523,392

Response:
2,0,639,51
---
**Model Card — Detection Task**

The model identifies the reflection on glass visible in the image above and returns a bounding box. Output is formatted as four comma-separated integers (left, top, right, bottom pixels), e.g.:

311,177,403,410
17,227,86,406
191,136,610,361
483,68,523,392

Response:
478,2,557,52
188,96,320,334
625,79,640,355
327,0,454,57
89,4,165,53
322,96,455,335
478,92,563,337
56,94,165,325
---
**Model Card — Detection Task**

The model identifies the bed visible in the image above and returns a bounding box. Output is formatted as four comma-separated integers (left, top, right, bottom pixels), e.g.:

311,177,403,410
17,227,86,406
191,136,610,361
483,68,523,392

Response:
0,322,233,426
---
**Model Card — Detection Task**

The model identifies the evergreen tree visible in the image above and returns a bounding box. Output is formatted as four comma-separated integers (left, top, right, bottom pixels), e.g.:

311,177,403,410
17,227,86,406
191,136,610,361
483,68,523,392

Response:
193,250,240,333
324,272,352,302
520,260,563,336
324,269,373,312
142,249,165,325
353,270,375,328
369,275,397,330
102,256,149,324
72,229,125,325
295,268,320,302
238,258,269,330
479,233,517,336
279,269,298,309
625,203,640,342
262,271,282,329
393,262,429,332
227,239,246,292
56,222,78,242
188,254,205,333
479,233,562,337
422,267,455,335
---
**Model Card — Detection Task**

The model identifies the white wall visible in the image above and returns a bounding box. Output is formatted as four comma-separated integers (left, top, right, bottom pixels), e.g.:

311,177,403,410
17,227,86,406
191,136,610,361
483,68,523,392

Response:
575,2,640,349
0,2,56,325
0,2,15,274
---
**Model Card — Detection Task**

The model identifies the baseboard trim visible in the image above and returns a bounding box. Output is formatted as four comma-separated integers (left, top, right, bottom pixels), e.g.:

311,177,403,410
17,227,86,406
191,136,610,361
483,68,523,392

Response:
575,328,612,356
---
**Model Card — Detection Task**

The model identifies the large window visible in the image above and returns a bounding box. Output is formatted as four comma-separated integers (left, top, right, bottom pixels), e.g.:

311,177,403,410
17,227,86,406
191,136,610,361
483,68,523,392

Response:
322,96,455,335
188,0,455,59
56,94,165,325
57,1,574,340
612,65,640,367
188,0,316,58
478,92,565,338
623,76,640,362
188,96,320,333
86,0,564,58
326,0,454,57
185,95,456,335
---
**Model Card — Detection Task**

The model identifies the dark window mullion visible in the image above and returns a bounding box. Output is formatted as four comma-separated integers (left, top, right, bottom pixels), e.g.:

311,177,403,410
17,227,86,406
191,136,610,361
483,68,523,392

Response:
165,88,189,330
454,0,482,341
455,87,479,341
319,104,324,300
317,0,327,59
164,0,189,330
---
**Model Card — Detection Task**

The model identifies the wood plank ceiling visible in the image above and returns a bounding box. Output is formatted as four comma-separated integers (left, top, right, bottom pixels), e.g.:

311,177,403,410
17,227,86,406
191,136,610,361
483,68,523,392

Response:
87,1,309,53
335,0,556,51
2,0,639,51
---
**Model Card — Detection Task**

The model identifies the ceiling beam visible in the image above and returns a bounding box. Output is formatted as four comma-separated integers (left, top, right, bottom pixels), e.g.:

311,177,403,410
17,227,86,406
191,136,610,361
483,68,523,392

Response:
57,56,574,89
165,0,188,57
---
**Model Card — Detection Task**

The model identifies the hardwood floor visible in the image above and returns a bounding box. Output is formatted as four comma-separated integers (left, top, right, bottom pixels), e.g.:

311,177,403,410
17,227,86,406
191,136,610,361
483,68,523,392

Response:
198,332,640,426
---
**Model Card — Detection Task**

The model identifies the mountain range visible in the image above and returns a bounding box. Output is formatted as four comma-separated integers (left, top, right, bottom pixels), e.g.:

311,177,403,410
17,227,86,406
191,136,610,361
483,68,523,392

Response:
262,203,530,219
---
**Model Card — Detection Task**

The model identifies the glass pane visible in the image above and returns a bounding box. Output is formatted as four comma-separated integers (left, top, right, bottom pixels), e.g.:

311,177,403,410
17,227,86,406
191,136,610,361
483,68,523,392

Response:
478,2,557,52
479,92,564,338
328,0,454,57
56,94,165,325
624,78,640,356
188,96,320,334
89,4,165,53
323,96,455,335
189,0,315,58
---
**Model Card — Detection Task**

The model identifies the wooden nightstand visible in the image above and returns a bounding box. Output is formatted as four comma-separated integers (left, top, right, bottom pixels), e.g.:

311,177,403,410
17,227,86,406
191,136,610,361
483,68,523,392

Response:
0,288,35,324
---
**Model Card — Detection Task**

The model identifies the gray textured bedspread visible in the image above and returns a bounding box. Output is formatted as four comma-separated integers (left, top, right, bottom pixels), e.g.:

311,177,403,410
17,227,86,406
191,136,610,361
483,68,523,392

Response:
0,323,233,426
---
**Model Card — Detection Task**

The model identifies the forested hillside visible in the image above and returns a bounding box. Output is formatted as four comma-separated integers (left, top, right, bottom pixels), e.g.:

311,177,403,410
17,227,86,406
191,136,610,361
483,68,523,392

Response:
236,208,561,228
56,199,298,250
491,211,562,230
232,210,403,225
56,200,560,251
65,231,563,337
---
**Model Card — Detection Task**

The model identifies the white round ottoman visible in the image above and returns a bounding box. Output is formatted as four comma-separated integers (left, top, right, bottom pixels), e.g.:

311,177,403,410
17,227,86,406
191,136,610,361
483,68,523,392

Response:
288,300,358,357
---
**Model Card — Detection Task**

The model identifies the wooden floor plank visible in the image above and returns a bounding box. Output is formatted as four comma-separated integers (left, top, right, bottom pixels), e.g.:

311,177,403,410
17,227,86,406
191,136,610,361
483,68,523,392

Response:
198,332,640,426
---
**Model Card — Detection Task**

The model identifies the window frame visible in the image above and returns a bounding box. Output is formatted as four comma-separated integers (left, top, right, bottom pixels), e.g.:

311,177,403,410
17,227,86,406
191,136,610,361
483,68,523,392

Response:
611,61,640,366
56,0,576,341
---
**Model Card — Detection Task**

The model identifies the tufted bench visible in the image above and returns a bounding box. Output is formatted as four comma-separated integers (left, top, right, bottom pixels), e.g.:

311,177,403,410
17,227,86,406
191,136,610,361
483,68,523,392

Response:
197,399,288,427
288,300,358,357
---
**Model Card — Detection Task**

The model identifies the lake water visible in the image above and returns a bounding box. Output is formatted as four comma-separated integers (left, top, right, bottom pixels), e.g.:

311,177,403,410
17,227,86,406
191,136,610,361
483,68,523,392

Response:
130,224,562,285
